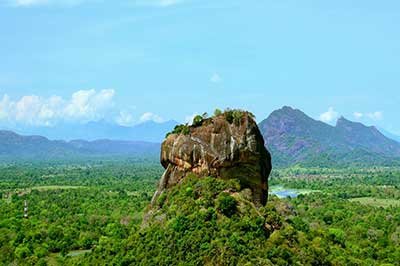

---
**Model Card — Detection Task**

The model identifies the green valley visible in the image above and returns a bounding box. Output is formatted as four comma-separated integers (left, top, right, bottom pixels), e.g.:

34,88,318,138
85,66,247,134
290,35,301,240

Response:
1,161,399,265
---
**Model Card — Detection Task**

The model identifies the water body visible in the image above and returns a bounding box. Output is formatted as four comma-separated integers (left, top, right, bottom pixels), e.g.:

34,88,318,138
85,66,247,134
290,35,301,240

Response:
271,189,299,198
269,186,316,198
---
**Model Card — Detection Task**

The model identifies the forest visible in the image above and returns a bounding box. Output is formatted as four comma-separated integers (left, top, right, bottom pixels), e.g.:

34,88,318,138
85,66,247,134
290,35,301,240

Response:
0,160,399,265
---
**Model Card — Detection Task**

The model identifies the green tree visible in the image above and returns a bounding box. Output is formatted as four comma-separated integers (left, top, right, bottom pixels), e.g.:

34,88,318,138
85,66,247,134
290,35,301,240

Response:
216,193,237,217
192,115,203,127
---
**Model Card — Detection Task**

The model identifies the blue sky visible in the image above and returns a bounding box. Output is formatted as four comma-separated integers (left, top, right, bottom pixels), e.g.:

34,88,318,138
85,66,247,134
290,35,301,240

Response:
0,0,399,134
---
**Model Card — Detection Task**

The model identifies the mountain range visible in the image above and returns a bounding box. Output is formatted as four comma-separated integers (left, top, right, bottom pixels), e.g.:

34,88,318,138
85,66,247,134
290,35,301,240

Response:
1,106,399,166
259,106,400,166
13,120,178,143
0,130,159,161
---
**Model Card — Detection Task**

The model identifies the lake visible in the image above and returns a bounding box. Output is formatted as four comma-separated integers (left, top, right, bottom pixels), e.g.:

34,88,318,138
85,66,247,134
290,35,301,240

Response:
269,186,317,198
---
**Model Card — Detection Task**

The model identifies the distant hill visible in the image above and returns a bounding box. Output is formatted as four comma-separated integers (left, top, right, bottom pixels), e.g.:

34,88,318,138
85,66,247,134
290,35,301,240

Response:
0,130,159,161
15,120,178,143
259,106,400,167
2,107,399,166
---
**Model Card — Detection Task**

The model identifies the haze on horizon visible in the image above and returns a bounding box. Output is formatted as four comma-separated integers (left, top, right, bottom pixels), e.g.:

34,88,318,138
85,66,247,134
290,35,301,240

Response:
0,0,399,136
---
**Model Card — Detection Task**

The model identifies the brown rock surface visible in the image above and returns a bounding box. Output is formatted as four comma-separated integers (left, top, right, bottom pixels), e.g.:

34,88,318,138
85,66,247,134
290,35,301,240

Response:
151,111,272,206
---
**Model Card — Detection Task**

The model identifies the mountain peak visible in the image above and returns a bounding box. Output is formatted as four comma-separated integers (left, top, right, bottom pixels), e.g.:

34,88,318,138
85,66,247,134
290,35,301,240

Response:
336,116,378,131
259,107,400,166
263,106,311,125
336,116,353,126
275,106,302,115
281,105,295,111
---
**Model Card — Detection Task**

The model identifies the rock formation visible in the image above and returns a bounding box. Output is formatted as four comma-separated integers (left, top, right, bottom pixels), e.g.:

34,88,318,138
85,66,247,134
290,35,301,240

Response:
151,110,272,206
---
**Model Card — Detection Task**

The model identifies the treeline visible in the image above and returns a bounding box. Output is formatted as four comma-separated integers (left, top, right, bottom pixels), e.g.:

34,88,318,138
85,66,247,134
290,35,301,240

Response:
0,159,163,191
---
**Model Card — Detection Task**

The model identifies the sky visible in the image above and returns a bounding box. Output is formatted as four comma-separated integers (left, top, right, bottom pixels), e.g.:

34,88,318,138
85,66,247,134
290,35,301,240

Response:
0,0,399,135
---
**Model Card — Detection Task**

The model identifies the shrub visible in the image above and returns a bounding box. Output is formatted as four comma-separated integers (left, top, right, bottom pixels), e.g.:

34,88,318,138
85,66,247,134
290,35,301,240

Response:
328,228,346,247
166,124,190,138
15,245,31,259
224,109,234,123
216,192,237,217
181,125,190,135
157,193,167,207
214,108,222,116
224,109,245,125
192,115,203,127
232,110,244,125
185,187,194,197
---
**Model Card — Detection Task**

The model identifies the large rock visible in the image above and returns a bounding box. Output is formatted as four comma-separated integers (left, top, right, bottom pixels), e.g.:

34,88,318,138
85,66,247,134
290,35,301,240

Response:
151,111,272,206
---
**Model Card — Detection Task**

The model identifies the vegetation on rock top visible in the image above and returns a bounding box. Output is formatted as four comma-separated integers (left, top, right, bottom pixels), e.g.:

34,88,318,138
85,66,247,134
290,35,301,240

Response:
165,108,256,138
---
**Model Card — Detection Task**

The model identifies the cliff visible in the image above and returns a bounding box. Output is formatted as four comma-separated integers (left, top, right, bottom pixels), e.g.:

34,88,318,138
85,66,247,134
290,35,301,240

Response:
151,110,272,206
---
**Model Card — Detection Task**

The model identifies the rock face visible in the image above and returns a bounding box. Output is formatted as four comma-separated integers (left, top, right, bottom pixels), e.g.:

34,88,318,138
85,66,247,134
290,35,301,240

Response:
151,111,272,206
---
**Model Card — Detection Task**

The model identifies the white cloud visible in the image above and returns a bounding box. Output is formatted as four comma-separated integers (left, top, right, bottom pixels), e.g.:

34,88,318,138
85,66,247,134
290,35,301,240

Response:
0,95,12,120
319,107,339,123
0,89,114,126
116,111,135,127
367,111,383,121
352,111,383,121
64,89,114,120
353,112,363,119
139,112,164,123
15,95,43,124
0,90,170,127
210,73,222,83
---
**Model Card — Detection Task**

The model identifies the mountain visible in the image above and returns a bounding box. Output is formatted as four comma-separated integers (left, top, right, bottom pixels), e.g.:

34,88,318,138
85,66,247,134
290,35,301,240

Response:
2,107,399,166
15,120,178,142
378,127,400,143
0,130,159,161
69,139,159,155
259,106,400,166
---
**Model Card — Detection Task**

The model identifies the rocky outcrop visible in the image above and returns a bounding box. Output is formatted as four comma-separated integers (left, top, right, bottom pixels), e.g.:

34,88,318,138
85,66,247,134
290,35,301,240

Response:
151,111,272,206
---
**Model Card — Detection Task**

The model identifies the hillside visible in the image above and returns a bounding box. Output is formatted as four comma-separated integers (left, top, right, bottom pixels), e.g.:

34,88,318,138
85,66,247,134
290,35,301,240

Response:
76,171,400,266
259,106,400,167
0,130,159,160
84,176,293,265
378,127,400,143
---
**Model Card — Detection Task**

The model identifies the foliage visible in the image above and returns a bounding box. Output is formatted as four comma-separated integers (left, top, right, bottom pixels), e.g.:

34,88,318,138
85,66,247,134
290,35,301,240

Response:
224,108,248,125
214,108,223,116
192,115,204,127
0,160,161,265
79,168,400,265
166,124,190,138
1,162,400,265
216,192,237,217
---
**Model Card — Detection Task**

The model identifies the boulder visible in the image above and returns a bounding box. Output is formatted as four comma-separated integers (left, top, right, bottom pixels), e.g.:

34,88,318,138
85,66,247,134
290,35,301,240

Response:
151,111,272,206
